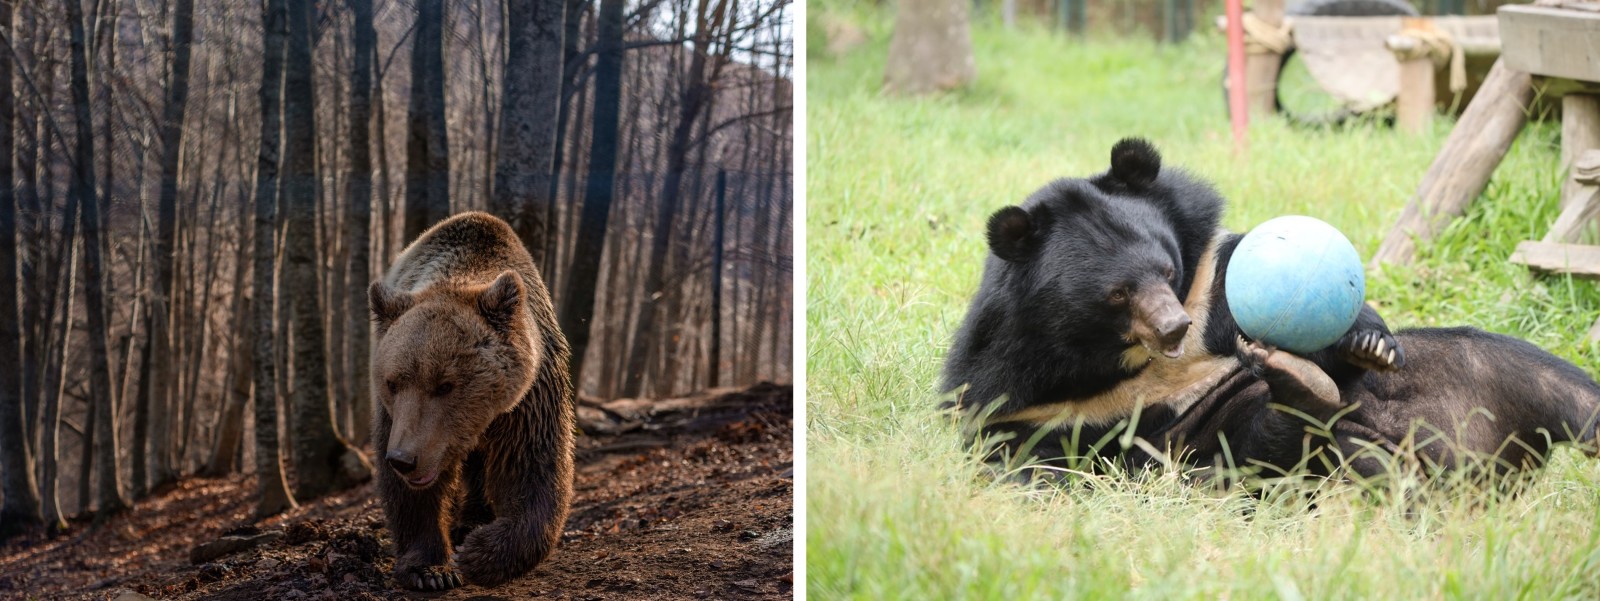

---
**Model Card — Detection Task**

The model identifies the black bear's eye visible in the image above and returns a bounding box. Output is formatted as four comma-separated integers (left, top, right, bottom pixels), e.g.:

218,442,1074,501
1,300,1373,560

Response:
1165,267,1176,282
1108,289,1127,304
386,380,398,395
433,382,455,397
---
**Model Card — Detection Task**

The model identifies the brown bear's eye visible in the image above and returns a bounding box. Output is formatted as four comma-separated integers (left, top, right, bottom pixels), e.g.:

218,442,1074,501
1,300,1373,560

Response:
433,382,454,397
386,381,398,395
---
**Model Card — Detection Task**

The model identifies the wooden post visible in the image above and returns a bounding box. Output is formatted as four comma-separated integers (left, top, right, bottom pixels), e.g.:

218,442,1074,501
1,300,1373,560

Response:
1245,0,1284,118
1561,94,1600,210
1226,0,1249,149
1372,60,1533,267
1390,19,1438,135
1059,0,1085,37
1165,0,1194,43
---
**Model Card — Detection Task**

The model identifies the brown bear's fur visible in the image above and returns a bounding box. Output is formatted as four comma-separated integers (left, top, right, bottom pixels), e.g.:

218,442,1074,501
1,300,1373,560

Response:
369,212,574,590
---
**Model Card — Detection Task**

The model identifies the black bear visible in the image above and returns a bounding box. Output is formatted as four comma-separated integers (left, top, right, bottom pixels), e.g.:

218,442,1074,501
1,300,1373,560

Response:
942,138,1600,480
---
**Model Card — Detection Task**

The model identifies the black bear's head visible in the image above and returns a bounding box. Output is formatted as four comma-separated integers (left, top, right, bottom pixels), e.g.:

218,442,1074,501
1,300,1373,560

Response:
984,178,1192,370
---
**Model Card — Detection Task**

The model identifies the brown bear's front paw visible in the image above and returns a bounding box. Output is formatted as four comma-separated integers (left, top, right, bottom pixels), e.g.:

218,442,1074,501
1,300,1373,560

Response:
396,563,463,591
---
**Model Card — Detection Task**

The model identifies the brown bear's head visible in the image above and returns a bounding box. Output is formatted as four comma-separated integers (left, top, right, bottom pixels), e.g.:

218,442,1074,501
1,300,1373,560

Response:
368,270,541,490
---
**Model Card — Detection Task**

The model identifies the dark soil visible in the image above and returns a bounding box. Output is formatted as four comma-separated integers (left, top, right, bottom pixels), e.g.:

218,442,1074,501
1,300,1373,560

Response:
0,383,793,601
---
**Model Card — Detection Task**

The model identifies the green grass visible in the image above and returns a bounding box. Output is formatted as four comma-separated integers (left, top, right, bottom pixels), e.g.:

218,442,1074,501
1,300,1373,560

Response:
806,10,1600,600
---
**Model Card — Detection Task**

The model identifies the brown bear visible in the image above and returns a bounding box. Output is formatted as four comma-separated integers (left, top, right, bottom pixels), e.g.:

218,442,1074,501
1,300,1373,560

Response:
368,212,574,590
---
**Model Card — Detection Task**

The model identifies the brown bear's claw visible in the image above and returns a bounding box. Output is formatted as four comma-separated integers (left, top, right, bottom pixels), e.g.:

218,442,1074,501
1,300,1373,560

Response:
400,564,463,591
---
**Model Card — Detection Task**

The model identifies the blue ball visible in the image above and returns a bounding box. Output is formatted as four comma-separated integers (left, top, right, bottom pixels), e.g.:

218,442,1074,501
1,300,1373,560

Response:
1224,216,1366,354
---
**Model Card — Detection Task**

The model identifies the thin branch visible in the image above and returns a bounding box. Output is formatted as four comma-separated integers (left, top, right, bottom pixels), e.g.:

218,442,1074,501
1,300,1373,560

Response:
0,26,77,168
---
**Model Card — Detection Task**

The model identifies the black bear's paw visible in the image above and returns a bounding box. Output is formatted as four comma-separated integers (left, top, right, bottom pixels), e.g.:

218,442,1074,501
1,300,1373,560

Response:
1336,329,1405,372
395,562,463,591
1236,335,1343,414
1235,335,1274,379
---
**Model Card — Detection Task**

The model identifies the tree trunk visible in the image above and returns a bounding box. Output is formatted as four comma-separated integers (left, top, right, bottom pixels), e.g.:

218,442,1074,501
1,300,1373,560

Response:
545,0,587,276
145,0,196,492
708,170,726,388
203,216,253,478
884,0,976,95
38,212,79,529
253,0,297,518
66,0,129,517
404,0,451,243
0,0,43,536
625,0,728,397
16,9,43,498
285,0,372,501
559,0,625,390
491,0,565,266
346,0,377,446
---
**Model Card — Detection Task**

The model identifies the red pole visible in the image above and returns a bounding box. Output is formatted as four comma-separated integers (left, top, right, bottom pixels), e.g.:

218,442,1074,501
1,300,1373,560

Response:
1226,0,1248,151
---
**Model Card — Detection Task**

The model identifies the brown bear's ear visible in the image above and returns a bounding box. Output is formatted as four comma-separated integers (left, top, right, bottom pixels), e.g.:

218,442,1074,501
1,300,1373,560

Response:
987,205,1044,262
369,281,414,325
478,270,524,332
1109,137,1161,188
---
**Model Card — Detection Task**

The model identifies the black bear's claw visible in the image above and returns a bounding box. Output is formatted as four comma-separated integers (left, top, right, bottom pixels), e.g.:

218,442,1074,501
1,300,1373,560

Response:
1235,335,1272,377
1338,330,1405,372
400,564,463,591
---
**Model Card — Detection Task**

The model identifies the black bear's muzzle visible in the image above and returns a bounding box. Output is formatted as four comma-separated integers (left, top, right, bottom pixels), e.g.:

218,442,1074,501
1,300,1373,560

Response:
1131,286,1191,359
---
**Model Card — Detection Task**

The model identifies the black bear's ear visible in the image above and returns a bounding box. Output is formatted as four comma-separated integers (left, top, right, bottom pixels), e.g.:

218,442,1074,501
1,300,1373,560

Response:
1109,137,1161,188
986,206,1044,262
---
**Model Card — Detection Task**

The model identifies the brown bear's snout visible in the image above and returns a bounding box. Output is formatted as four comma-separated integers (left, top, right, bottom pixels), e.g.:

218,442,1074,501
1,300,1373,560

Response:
387,449,418,476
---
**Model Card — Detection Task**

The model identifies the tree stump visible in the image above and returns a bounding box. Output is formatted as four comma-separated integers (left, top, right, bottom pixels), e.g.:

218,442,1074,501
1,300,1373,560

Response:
884,0,976,95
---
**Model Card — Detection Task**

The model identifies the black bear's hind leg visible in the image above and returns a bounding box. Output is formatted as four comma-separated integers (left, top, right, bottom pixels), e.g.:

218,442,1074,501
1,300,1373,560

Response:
1237,336,1343,415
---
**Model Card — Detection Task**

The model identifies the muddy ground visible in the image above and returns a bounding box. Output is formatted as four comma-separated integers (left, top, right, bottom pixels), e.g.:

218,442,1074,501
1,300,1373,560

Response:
0,383,793,601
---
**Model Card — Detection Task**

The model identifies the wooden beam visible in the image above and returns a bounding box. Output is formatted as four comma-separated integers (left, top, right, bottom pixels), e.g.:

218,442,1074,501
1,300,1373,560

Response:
1544,187,1600,243
1373,60,1534,267
1499,5,1600,83
1537,75,1600,98
1509,241,1600,279
1562,94,1600,209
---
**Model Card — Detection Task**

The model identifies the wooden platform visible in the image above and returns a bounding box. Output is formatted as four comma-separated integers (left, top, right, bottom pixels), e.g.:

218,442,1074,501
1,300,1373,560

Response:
1497,3,1600,340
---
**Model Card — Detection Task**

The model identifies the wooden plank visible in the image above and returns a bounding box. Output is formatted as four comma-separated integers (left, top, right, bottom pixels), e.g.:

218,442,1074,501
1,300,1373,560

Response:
1544,186,1600,243
1562,95,1600,208
1508,241,1600,278
1373,59,1533,267
1537,75,1600,98
1499,5,1600,82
